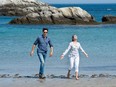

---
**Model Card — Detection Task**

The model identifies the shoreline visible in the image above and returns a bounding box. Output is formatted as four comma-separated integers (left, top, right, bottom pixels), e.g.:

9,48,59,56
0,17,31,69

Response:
0,73,116,87
0,73,116,79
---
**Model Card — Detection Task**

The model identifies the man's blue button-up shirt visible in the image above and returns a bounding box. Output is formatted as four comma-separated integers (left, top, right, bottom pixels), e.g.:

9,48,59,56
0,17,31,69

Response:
34,35,53,53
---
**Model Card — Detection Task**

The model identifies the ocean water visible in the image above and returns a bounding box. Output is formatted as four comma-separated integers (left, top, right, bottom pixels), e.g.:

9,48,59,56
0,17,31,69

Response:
0,4,116,76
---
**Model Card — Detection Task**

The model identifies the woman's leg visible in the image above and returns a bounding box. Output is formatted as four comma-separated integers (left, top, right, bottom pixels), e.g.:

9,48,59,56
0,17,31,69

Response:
75,72,79,80
75,57,79,80
67,70,71,78
68,57,74,78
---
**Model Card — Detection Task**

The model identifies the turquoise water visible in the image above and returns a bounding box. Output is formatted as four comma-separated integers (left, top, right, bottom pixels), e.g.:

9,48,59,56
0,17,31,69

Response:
0,23,116,75
0,4,116,75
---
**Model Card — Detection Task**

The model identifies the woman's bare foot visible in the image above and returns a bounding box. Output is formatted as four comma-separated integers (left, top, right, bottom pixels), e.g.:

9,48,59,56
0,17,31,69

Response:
76,77,79,80
75,72,79,80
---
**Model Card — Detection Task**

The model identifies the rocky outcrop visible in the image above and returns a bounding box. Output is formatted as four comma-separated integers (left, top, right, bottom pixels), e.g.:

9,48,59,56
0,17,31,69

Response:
9,7,96,25
0,0,96,24
0,0,48,16
102,15,116,23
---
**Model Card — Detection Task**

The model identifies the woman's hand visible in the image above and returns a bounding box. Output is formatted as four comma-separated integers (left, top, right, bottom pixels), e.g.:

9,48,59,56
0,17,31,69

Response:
83,52,88,58
85,53,88,58
60,55,64,60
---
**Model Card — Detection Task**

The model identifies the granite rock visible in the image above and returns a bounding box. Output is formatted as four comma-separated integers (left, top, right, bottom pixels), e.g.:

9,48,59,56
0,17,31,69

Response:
102,15,116,23
0,0,96,24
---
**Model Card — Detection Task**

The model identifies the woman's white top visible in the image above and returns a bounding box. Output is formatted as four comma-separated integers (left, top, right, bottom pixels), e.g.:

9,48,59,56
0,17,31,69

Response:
62,42,85,58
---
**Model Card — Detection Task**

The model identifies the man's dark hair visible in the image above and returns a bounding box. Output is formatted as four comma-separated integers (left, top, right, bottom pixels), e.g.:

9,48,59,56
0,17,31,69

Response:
43,28,48,32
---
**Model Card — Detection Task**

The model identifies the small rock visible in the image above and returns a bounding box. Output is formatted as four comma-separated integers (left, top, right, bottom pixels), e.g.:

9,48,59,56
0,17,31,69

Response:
79,74,89,78
91,74,98,78
102,15,116,23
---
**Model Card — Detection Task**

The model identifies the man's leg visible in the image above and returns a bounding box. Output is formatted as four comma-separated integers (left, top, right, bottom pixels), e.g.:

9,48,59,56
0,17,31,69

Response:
41,52,47,76
37,53,46,78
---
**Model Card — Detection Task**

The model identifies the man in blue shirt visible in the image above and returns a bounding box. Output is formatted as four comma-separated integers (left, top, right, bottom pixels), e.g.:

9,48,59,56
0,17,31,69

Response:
30,28,53,79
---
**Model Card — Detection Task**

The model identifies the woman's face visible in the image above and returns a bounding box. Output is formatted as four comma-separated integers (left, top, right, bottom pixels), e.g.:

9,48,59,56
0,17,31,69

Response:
73,35,77,41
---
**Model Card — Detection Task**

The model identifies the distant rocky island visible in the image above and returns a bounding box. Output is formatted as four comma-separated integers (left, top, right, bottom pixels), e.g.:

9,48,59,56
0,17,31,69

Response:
0,0,115,25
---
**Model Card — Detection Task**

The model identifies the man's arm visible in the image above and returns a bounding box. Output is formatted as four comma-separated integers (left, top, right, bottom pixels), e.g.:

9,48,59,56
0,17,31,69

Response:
48,38,53,57
30,37,39,56
49,47,53,57
30,45,36,56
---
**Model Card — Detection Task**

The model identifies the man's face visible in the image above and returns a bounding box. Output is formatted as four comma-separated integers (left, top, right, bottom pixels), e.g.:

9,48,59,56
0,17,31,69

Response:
43,30,48,37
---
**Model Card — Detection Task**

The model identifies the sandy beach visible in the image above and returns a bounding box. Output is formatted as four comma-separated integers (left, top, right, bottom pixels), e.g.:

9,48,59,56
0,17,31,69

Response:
0,1,116,87
0,74,116,87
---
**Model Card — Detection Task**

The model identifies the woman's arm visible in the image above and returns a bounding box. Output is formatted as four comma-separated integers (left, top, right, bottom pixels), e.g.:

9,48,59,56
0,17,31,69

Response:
60,42,71,59
79,43,88,58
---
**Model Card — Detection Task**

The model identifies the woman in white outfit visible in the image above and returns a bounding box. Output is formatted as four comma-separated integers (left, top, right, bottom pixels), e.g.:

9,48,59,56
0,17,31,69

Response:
60,35,88,80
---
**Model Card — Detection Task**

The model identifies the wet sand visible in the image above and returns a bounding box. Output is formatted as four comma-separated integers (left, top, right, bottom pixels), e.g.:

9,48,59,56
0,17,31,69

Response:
0,74,116,87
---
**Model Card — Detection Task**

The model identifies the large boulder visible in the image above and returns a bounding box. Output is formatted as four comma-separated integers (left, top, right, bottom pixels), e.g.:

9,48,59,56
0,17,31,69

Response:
9,7,96,25
102,15,116,23
0,0,49,16
0,0,96,24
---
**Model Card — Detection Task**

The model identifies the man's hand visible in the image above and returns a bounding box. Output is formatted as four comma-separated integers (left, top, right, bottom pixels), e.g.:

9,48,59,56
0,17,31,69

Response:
49,47,53,57
30,51,34,56
49,52,53,57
